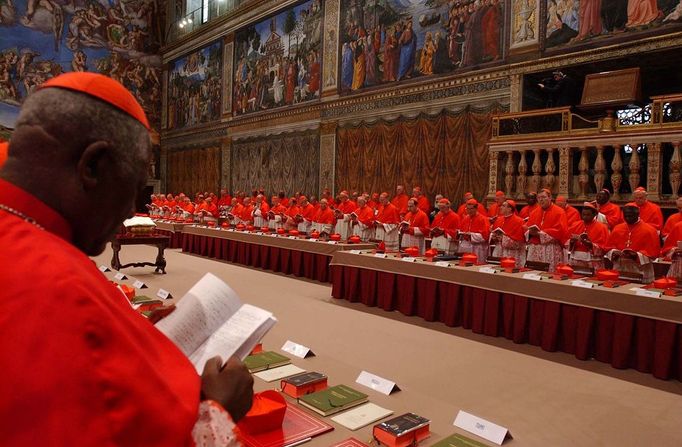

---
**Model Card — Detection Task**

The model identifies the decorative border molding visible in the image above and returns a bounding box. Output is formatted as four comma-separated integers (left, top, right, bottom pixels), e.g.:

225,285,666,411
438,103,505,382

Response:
162,125,229,148
321,0,339,93
319,133,335,195
223,39,234,116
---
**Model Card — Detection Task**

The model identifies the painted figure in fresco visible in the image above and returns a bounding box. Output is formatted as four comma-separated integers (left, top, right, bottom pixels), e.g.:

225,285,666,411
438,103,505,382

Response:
382,26,398,82
601,0,628,31
308,51,320,95
626,0,661,27
515,0,536,43
575,0,604,40
341,42,354,88
447,7,463,67
418,32,435,75
364,34,377,86
546,0,579,46
71,50,87,72
462,0,485,67
397,19,416,80
351,39,365,90
285,57,297,104
481,0,502,61
432,31,451,74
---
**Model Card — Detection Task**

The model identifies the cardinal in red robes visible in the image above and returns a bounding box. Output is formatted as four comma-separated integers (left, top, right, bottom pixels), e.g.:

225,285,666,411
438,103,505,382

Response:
555,195,581,227
457,191,486,217
391,184,409,216
458,199,490,262
662,220,682,280
431,198,461,254
567,202,609,272
490,200,527,266
412,186,431,214
311,198,335,235
519,192,538,221
487,190,506,218
526,189,569,272
633,187,663,232
663,197,682,238
595,189,623,229
375,192,401,249
351,196,376,241
606,203,660,283
0,72,252,446
400,198,430,254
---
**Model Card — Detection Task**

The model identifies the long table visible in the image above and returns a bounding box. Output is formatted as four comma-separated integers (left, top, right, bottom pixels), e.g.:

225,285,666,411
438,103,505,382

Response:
330,251,682,381
182,226,375,282
153,221,190,248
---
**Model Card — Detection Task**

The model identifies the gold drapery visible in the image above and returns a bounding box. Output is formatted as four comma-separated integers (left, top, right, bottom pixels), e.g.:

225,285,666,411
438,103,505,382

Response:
231,131,319,197
167,146,221,195
336,105,503,202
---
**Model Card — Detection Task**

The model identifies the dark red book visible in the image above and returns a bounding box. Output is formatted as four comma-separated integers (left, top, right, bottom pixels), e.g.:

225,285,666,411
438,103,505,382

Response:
239,404,333,447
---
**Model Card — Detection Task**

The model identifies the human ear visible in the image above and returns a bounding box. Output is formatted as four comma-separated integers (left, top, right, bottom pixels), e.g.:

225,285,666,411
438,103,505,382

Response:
77,141,112,190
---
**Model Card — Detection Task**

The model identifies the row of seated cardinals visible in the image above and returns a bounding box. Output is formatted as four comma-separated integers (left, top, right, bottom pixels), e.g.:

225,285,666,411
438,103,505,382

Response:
149,185,682,262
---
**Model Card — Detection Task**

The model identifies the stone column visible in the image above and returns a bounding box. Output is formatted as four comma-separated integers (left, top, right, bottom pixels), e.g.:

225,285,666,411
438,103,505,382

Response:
544,148,556,192
504,150,516,196
577,146,589,199
488,151,500,199
646,142,662,202
628,145,641,195
593,145,606,193
558,146,571,198
611,145,623,199
516,150,528,198
670,142,682,198
221,138,232,191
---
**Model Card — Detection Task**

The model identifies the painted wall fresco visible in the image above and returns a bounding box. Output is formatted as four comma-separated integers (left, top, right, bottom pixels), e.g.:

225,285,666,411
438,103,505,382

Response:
167,40,222,130
545,0,682,49
232,0,322,116
339,0,504,93
0,0,164,130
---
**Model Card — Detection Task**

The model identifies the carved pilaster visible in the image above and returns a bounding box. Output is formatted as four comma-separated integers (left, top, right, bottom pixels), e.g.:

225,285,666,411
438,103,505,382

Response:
319,134,336,196
504,150,516,196
530,148,542,193
558,146,570,197
577,146,590,199
646,142,661,201
611,145,623,199
628,145,641,196
488,151,500,199
221,138,231,189
544,148,556,192
509,74,522,113
322,0,340,96
516,150,528,198
670,142,682,199
222,38,234,117
593,145,606,193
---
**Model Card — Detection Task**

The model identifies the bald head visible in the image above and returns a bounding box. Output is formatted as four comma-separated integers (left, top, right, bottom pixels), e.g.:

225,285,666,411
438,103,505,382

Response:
1,87,151,256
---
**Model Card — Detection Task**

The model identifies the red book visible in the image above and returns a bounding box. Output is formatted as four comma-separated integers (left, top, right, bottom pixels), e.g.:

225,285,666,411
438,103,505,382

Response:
329,438,370,447
373,413,430,447
280,372,328,399
239,404,333,447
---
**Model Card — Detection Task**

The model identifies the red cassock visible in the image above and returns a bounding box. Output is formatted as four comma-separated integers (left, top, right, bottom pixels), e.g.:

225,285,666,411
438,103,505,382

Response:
217,195,232,207
270,203,287,216
376,203,400,224
257,201,270,214
598,201,623,229
519,203,538,220
460,213,490,240
663,212,682,238
313,207,335,224
286,205,300,220
569,219,610,251
0,179,200,445
487,202,502,218
491,214,526,241
563,205,581,228
403,209,430,236
638,201,664,231
527,204,569,244
354,205,376,226
337,199,357,214
606,220,660,259
391,194,409,215
416,196,431,214
367,200,379,210
204,202,219,218
432,210,460,238
230,203,244,217
662,220,682,256
300,203,317,221
240,204,255,223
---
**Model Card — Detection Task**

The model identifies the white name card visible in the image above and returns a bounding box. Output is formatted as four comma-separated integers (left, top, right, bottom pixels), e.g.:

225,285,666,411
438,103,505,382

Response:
288,236,297,239
156,288,172,300
132,280,147,289
402,257,417,262
478,267,497,274
571,280,594,289
114,272,127,281
255,232,264,235
453,410,511,445
435,261,451,267
349,250,362,254
356,371,400,395
98,265,110,272
522,273,543,281
270,233,278,237
635,288,661,298
281,340,314,359
327,241,338,244
374,253,388,259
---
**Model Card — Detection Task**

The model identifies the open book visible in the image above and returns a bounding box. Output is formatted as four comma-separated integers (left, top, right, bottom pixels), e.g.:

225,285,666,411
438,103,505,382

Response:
156,273,277,373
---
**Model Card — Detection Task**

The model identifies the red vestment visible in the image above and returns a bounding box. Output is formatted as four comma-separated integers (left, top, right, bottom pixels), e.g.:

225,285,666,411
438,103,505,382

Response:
204,203,219,218
313,207,335,224
460,213,491,240
519,203,538,220
606,220,660,259
527,204,569,244
663,212,682,238
240,204,254,223
403,209,430,236
299,203,316,221
416,196,430,214
0,179,200,445
638,201,664,231
376,203,400,224
286,205,300,219
662,220,682,256
457,202,487,218
354,205,376,226
598,201,623,229
491,214,526,242
270,203,287,216
563,205,581,228
488,202,503,218
217,195,232,207
432,210,460,238
338,199,357,214
569,219,610,252
391,193,409,215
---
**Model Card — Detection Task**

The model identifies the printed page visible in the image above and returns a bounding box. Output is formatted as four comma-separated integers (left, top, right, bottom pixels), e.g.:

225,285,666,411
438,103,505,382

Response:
156,273,243,357
188,304,276,372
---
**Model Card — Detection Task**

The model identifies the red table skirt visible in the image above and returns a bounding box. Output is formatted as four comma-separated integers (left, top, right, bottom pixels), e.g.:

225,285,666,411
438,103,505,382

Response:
331,265,682,381
181,233,331,282
156,230,184,249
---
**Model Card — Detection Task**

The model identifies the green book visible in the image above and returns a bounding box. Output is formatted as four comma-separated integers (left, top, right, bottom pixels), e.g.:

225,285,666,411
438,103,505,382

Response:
431,433,490,447
298,384,369,416
243,351,291,372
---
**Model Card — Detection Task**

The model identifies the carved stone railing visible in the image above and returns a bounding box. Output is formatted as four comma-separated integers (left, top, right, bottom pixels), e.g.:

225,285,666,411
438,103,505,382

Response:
487,95,682,206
